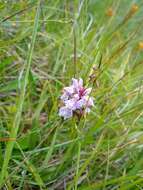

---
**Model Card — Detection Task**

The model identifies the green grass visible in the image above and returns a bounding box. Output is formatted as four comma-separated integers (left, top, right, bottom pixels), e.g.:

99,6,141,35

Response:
0,0,143,189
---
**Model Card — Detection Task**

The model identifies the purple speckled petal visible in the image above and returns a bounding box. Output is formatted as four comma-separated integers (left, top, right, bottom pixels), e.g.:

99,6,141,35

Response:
81,96,94,107
85,107,91,113
72,78,79,87
60,93,69,101
84,87,92,95
72,78,83,93
76,98,86,109
79,78,83,87
59,106,73,120
73,94,80,100
87,97,94,107
65,99,77,110
64,86,74,94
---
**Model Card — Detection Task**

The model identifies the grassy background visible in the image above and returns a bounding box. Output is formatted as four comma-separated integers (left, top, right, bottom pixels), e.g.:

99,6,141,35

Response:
0,0,143,189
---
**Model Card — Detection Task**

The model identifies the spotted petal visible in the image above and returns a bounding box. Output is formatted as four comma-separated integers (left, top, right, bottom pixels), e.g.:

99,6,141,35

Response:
59,106,73,120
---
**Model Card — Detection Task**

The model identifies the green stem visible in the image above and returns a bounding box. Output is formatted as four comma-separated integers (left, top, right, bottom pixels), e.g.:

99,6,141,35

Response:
75,140,81,190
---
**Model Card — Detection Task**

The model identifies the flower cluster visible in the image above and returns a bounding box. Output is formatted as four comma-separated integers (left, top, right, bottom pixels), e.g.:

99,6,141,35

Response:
59,78,94,120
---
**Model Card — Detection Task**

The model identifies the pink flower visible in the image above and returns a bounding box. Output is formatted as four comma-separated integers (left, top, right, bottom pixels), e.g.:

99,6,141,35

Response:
59,107,73,119
59,78,94,120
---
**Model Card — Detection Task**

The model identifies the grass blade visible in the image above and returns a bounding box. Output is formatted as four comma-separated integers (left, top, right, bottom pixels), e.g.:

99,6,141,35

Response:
0,1,41,187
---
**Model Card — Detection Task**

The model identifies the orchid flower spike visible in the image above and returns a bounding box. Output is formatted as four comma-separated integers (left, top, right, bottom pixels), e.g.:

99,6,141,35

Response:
59,78,94,120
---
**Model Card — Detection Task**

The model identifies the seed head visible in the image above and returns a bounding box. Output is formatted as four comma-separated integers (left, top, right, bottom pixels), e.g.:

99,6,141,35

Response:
106,8,114,17
138,42,143,50
131,4,139,14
